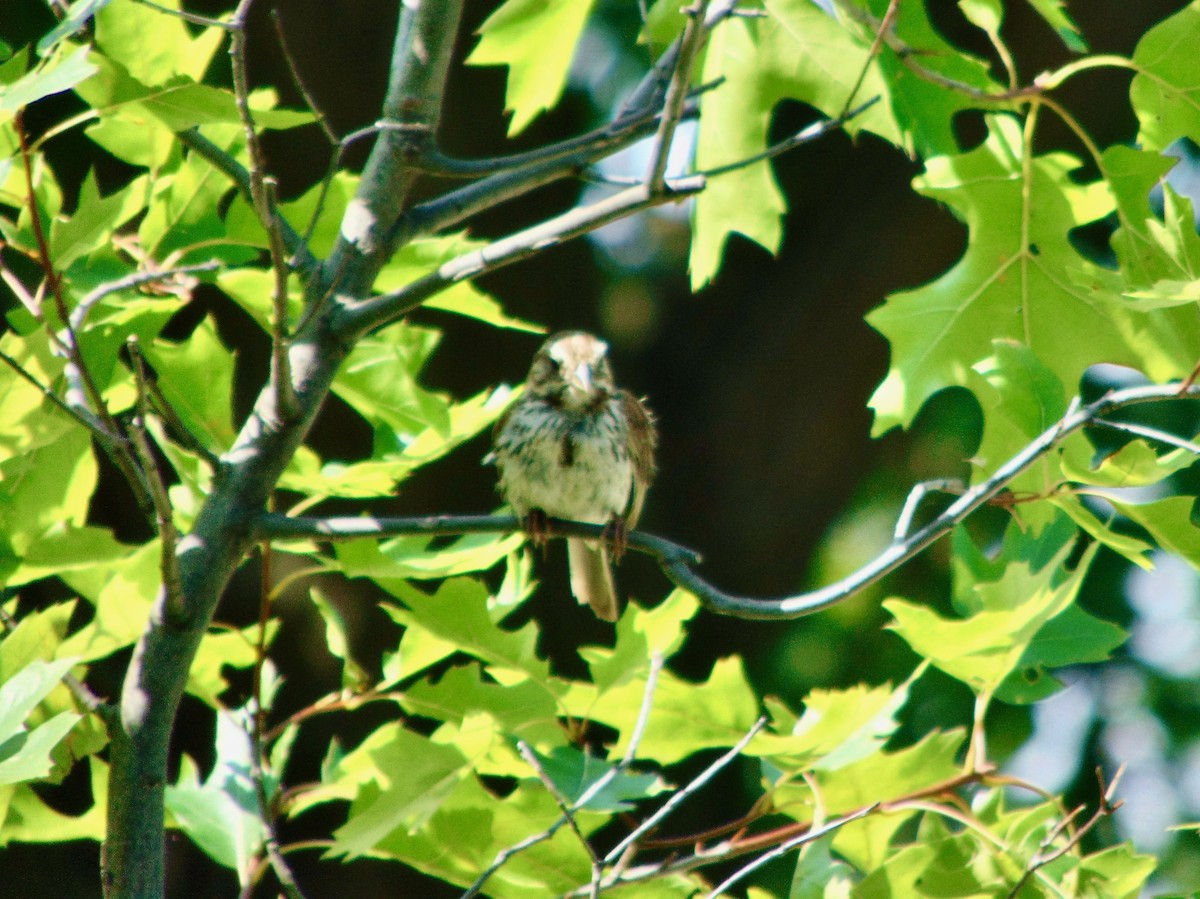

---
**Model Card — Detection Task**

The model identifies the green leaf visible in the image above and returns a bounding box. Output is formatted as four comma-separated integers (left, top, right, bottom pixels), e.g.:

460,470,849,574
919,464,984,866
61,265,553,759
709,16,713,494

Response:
165,708,266,884
0,602,75,685
215,268,303,333
144,316,235,451
342,531,524,580
1099,146,1200,290
1130,4,1200,152
748,674,917,772
958,0,1003,36
1050,492,1154,570
821,731,965,870
968,340,1065,490
76,53,310,133
138,150,238,259
996,603,1127,703
581,588,699,692
1108,495,1200,568
0,331,72,456
379,579,555,688
1023,0,1086,52
1061,436,1198,490
0,46,97,114
9,525,131,586
310,588,370,691
0,658,82,786
788,835,855,899
327,725,470,857
49,170,134,269
226,171,356,259
59,541,160,662
333,323,451,450
375,235,545,333
467,0,597,135
378,604,458,688
867,115,1200,436
567,656,760,765
95,0,220,86
518,743,666,813
887,537,1096,694
363,776,596,896
187,623,276,707
1,427,98,577
869,0,1000,155
1075,843,1157,898
37,0,114,55
0,757,107,844
690,2,909,288
400,664,563,754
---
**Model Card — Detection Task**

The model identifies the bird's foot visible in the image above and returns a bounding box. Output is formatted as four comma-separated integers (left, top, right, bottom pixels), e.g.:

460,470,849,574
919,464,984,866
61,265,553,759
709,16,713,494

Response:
523,509,551,557
603,517,629,563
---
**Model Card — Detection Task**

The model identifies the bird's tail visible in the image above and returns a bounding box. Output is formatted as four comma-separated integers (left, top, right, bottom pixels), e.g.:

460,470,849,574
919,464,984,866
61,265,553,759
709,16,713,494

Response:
567,538,619,622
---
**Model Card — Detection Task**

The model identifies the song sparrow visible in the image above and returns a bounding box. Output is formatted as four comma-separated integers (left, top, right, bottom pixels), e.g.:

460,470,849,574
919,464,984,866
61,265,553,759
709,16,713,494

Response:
493,332,657,621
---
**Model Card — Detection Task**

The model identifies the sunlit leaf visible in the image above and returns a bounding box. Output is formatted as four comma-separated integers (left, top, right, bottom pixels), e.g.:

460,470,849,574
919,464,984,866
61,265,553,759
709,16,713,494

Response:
165,708,266,884
468,0,597,135
0,658,82,786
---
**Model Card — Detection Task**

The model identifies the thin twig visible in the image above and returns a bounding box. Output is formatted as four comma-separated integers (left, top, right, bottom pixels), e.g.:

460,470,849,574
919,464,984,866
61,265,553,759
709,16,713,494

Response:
516,741,601,869
461,655,664,899
270,9,339,144
837,0,899,120
229,0,298,419
15,111,156,519
0,347,110,438
1089,418,1200,456
645,0,711,191
561,768,993,896
127,337,186,625
69,261,221,334
1004,766,1125,899
705,805,877,898
605,716,769,863
893,479,963,541
696,98,880,178
248,714,307,899
175,129,317,274
144,376,222,467
0,252,42,318
389,50,728,246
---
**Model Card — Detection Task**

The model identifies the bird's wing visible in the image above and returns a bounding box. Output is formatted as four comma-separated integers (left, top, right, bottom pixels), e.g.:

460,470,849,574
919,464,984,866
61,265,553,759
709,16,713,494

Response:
619,391,657,528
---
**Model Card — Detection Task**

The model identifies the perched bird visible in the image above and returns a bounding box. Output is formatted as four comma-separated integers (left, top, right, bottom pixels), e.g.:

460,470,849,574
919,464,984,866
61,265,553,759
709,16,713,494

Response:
493,332,657,621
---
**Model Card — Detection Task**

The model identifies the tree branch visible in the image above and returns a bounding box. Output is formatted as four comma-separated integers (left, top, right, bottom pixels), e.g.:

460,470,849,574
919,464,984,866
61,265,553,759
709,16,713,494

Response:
389,10,735,246
257,382,1200,621
101,4,468,896
335,177,705,339
319,0,465,285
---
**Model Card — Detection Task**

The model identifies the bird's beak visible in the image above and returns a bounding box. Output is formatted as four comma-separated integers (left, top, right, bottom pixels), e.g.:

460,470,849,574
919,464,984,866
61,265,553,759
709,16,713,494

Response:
570,362,594,395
